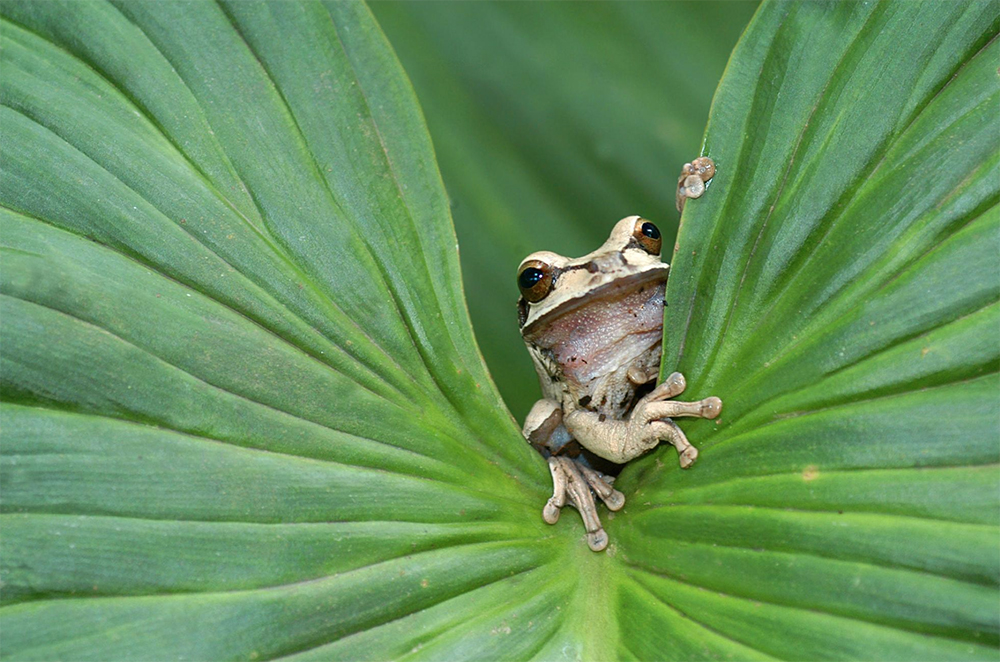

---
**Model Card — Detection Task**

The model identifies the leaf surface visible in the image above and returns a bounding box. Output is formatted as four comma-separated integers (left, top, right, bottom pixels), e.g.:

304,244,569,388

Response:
0,2,550,659
613,1,1000,658
1,1,997,660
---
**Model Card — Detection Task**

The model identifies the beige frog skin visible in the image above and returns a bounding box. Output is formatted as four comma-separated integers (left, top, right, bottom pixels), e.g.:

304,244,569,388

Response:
517,215,722,552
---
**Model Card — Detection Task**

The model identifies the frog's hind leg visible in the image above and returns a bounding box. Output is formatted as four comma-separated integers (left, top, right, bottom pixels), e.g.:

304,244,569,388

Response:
544,456,623,552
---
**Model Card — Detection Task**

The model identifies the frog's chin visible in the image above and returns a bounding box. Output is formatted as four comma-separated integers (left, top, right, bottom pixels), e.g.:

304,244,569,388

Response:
521,267,668,341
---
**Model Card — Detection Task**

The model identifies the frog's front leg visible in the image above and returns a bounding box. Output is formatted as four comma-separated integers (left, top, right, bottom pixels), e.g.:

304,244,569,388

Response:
565,372,722,467
635,372,722,467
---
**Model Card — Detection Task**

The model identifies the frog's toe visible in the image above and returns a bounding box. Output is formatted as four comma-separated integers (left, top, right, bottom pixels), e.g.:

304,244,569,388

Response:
578,463,626,512
641,394,723,422
543,498,561,524
587,529,609,552
647,419,699,468
626,366,655,386
680,175,706,199
679,445,699,469
665,371,686,392
603,489,625,511
544,456,617,552
700,396,723,419
543,456,570,524
687,156,716,181
645,372,686,402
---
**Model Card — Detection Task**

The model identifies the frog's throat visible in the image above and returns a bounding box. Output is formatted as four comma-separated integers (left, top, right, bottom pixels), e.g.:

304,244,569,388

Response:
521,267,668,340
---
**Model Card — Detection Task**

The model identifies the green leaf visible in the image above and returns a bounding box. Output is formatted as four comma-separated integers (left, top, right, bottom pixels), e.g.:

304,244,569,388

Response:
2,1,997,661
0,1,548,658
614,1,1000,658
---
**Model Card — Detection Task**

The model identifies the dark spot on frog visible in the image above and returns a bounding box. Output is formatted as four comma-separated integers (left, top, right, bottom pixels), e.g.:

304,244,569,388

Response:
578,395,592,408
599,395,608,407
618,252,628,266
598,414,607,422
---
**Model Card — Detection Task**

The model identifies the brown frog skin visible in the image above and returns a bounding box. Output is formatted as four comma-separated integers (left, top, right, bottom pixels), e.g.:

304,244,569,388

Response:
517,213,722,552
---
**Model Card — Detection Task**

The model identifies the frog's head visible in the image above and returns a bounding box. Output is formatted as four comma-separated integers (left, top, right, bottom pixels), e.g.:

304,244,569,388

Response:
517,216,669,337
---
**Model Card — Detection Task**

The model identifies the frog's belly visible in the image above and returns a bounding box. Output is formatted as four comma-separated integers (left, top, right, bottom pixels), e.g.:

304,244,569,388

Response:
538,281,665,394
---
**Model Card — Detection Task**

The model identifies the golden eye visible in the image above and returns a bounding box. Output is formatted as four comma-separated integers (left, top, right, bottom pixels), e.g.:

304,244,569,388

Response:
517,259,555,303
633,218,662,255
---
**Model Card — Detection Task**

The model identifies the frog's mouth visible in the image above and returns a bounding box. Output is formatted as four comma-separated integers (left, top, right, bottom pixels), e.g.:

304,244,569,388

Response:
521,266,668,340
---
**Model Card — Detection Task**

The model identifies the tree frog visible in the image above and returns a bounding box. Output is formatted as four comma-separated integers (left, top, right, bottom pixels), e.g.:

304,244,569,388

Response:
517,162,720,551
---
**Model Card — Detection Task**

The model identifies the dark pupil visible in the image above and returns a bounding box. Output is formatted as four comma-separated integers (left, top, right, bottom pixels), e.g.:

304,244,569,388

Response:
641,222,660,240
518,267,544,290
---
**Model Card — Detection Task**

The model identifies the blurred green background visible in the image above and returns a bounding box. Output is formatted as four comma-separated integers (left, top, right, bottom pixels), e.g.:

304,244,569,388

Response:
371,2,759,419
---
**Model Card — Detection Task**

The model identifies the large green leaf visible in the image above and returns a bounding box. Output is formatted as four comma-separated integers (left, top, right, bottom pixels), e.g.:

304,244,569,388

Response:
1,1,997,661
371,1,758,419
614,1,999,658
0,1,548,658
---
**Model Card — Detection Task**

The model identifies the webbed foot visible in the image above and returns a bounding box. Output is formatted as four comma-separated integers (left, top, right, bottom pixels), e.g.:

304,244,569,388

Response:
544,456,624,552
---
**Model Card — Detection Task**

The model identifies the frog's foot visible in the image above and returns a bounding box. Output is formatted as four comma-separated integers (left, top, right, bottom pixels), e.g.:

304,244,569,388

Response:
543,456,624,552
634,372,723,468
675,156,716,213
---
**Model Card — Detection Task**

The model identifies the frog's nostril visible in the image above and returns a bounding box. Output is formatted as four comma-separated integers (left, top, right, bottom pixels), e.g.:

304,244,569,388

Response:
586,261,601,273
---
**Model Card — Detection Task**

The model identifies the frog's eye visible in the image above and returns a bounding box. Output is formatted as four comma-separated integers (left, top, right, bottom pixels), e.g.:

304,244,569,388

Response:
633,218,662,255
517,260,555,303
